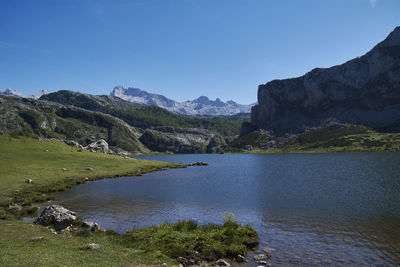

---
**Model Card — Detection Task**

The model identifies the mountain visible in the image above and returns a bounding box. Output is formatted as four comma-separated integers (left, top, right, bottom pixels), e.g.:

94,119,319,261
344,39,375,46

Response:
0,95,147,152
0,88,24,97
111,85,254,116
41,90,243,137
29,89,50,99
1,93,228,153
251,26,400,135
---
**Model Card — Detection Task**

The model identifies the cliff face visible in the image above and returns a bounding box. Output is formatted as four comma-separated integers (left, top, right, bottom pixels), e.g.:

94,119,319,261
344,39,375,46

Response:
252,27,400,134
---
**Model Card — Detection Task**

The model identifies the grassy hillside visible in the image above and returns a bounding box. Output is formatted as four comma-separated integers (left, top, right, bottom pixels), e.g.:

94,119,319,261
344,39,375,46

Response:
0,135,258,266
226,125,400,153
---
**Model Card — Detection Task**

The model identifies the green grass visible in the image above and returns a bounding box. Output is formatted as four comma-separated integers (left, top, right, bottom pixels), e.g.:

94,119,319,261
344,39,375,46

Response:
0,135,258,266
228,125,400,154
0,135,180,210
123,215,258,262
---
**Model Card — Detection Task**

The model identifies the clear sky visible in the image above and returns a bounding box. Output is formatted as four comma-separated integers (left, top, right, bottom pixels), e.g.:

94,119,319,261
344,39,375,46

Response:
0,0,399,104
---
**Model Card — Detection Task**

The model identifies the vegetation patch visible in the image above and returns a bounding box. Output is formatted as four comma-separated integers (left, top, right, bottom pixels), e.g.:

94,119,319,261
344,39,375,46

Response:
228,124,400,153
123,215,258,263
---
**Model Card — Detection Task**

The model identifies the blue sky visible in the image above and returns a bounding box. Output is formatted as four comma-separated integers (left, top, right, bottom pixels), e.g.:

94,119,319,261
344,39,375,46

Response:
0,0,399,103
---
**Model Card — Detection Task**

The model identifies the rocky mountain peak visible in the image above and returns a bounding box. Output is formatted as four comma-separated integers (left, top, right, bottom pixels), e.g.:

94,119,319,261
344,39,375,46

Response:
0,88,24,97
251,26,400,135
379,26,400,47
111,86,255,116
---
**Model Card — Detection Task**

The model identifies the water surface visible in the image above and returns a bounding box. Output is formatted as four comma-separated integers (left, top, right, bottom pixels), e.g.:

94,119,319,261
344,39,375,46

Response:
52,153,400,266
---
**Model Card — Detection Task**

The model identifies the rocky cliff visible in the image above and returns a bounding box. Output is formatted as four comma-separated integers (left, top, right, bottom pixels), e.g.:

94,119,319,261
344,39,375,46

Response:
252,26,400,134
139,126,226,153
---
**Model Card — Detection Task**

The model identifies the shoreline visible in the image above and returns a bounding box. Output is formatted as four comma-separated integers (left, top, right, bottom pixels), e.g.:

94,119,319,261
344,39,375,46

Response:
0,135,258,266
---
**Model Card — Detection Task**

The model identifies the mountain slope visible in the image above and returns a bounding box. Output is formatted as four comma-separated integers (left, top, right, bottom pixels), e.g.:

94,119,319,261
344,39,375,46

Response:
41,90,243,138
251,26,400,135
0,95,148,152
111,85,254,116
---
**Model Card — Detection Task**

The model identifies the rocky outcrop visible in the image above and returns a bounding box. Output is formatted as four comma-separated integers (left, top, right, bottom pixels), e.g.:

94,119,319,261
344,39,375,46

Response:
35,205,78,231
252,26,400,135
139,126,226,153
84,139,110,153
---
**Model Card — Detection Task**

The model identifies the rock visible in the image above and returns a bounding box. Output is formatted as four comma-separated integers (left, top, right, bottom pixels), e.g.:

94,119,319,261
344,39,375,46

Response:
8,203,22,211
64,140,81,148
61,168,67,171
35,205,77,231
177,257,187,265
258,260,267,265
84,139,110,154
85,167,94,171
82,221,94,228
85,243,101,250
29,236,44,242
83,177,89,181
26,178,33,183
216,259,231,266
186,162,209,167
91,223,100,232
252,26,400,135
236,255,245,263
253,254,272,261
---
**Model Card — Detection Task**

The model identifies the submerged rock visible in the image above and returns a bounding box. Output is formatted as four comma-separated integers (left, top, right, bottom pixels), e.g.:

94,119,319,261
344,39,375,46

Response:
186,162,209,167
35,205,77,231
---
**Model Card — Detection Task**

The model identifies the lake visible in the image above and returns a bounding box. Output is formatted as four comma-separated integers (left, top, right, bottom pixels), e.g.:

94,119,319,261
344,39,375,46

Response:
51,153,400,266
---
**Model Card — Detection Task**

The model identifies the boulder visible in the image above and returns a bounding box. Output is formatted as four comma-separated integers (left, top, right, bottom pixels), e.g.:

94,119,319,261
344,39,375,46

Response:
236,255,245,263
84,139,110,153
216,259,231,266
85,243,101,250
35,205,77,231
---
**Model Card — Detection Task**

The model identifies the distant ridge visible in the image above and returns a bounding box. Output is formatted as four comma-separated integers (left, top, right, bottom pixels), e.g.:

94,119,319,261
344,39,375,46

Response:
111,85,255,116
0,88,50,99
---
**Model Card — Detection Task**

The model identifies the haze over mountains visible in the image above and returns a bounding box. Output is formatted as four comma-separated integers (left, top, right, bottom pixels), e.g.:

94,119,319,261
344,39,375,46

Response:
111,86,255,116
0,88,50,99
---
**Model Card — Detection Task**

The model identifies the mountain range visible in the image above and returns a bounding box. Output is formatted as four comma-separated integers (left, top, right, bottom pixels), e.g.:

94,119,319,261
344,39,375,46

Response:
0,88,50,99
111,86,255,116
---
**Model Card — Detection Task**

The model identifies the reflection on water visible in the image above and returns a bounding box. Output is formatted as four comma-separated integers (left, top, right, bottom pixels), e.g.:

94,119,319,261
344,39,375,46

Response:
51,153,400,266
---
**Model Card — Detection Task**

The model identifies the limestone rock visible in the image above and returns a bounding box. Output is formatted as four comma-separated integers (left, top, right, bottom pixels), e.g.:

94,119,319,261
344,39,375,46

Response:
139,126,226,154
252,26,400,135
85,243,101,250
216,259,231,266
236,255,245,262
35,205,77,231
84,139,110,154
